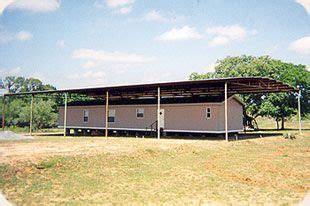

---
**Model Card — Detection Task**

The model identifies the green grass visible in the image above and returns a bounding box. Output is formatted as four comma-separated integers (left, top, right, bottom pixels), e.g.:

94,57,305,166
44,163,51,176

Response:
256,116,310,130
35,159,60,169
0,133,309,205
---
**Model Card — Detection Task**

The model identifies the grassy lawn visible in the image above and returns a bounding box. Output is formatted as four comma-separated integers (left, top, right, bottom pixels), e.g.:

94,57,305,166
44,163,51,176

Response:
256,116,310,131
0,131,309,205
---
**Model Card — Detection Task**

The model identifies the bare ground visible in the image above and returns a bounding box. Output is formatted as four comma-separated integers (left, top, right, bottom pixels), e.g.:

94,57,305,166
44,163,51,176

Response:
0,136,224,165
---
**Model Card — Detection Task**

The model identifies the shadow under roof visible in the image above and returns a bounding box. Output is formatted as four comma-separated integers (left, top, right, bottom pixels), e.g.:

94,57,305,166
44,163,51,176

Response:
4,77,298,99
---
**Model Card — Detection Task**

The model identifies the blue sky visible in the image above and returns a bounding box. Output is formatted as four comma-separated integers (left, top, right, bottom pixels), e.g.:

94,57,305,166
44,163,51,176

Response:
0,0,309,89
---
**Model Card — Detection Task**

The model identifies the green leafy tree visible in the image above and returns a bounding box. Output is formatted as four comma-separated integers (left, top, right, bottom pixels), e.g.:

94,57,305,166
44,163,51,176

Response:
33,99,58,129
3,76,56,93
1,76,58,130
260,94,295,130
189,55,309,129
5,97,58,129
189,72,215,80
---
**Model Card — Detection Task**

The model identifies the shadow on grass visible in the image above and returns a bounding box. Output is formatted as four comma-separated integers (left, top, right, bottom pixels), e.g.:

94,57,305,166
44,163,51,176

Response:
160,132,284,141
32,133,64,137
257,128,310,131
31,129,306,141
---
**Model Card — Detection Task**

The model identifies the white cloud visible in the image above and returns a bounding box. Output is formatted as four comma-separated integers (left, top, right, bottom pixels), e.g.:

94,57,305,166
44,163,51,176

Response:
106,0,134,8
0,0,15,15
116,6,132,14
72,48,153,69
205,24,256,47
68,70,106,87
105,0,134,14
1,0,60,15
143,10,188,23
295,0,310,14
208,36,229,47
206,24,247,40
289,36,310,55
56,39,67,48
15,31,32,41
0,30,32,43
157,26,202,42
82,61,99,69
144,10,167,22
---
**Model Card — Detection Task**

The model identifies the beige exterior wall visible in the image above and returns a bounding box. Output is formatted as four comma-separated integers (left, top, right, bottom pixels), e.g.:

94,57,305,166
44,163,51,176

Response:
59,97,244,132
217,98,244,131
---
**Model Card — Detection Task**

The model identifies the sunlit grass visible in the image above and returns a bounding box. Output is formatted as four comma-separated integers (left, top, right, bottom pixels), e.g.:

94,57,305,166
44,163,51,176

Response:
256,116,310,130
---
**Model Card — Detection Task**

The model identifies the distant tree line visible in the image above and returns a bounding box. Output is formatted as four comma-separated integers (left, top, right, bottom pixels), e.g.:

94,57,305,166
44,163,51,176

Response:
1,76,96,130
3,76,56,93
1,76,59,130
190,55,309,130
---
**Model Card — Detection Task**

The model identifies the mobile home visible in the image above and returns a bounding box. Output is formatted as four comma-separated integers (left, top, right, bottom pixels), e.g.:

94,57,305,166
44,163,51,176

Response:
58,95,245,136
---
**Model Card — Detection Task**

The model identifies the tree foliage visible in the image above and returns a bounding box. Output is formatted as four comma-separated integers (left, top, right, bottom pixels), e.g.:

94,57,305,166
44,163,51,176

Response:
190,55,309,129
1,76,58,129
3,76,55,93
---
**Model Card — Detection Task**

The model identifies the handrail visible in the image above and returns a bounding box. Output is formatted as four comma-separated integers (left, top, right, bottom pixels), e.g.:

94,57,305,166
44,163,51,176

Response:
146,120,158,132
150,120,157,132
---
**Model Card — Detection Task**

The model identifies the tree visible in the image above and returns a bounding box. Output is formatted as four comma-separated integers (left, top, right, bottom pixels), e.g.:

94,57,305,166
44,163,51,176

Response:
3,76,55,93
260,93,295,130
189,72,216,80
189,55,309,129
1,76,58,130
4,97,58,129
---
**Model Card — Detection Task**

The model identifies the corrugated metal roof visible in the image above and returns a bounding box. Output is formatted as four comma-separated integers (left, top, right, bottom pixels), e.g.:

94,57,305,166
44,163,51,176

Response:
3,77,298,99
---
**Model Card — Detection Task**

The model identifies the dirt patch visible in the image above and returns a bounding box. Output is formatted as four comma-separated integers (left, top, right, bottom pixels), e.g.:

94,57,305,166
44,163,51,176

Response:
0,137,207,165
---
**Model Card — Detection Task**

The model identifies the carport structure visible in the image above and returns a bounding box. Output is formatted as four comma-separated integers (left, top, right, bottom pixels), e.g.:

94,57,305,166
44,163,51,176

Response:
2,77,300,141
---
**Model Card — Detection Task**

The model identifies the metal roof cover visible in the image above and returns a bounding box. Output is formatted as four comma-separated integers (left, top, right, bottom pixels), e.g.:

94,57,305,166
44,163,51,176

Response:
3,77,298,99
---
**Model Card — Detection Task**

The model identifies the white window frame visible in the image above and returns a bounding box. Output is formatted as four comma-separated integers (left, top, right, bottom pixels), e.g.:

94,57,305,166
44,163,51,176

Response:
206,107,211,119
136,108,144,119
83,110,89,123
108,109,116,123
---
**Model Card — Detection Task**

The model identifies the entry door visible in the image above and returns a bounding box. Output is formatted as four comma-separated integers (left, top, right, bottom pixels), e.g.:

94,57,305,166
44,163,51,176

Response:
159,109,165,128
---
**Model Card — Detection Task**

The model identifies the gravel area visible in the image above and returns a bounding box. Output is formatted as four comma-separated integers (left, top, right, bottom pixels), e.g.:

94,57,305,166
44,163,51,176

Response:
0,131,33,141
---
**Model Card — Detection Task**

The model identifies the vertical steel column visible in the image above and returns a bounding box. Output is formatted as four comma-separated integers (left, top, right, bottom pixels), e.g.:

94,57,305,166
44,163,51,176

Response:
2,95,5,131
105,91,109,139
63,92,68,137
157,87,160,139
224,82,228,141
30,94,34,136
298,89,302,134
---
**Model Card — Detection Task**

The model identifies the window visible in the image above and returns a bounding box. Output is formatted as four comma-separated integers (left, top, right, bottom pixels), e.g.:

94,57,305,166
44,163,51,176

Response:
206,107,211,119
83,110,89,123
108,109,115,123
136,108,144,119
